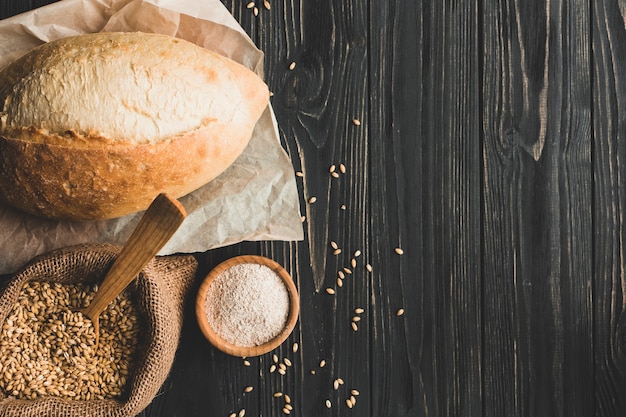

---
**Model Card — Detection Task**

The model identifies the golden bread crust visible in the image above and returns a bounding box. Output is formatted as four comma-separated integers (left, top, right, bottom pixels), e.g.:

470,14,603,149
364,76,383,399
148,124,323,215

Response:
0,32,269,219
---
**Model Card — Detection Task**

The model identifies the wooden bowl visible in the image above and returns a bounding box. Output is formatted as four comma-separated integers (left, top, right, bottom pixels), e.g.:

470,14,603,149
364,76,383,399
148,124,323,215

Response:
195,255,299,357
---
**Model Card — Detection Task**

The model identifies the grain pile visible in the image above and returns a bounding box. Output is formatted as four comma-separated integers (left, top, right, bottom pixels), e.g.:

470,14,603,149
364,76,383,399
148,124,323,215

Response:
0,281,142,401
0,244,197,417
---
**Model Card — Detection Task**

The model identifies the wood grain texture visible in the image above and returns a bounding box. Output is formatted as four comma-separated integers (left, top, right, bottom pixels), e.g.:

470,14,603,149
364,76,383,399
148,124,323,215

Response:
592,1,626,416
482,1,593,417
1,1,626,416
369,1,424,415
373,1,483,416
0,0,52,18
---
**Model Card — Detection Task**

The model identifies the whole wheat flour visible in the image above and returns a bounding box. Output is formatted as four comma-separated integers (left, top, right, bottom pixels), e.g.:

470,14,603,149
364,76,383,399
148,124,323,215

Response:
205,263,289,347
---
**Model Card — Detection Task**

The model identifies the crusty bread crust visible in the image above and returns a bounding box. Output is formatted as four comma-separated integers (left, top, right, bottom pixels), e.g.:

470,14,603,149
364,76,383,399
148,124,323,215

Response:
0,124,250,219
0,32,269,220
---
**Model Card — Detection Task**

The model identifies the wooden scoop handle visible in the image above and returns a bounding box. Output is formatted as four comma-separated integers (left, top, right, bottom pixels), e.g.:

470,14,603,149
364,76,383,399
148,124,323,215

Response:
82,193,186,320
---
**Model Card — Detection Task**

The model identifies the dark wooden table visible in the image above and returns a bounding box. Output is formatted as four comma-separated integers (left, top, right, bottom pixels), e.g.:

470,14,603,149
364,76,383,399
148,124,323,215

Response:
3,0,626,416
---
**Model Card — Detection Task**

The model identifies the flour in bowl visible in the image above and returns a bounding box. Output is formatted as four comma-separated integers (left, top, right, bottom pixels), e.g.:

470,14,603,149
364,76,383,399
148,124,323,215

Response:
204,263,290,347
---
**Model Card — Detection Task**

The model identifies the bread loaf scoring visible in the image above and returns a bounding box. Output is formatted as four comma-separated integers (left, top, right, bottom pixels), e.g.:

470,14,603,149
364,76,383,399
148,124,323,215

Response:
0,32,270,219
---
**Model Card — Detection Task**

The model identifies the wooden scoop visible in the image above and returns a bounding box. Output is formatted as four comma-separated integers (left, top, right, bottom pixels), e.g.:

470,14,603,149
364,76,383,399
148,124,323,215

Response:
80,193,186,346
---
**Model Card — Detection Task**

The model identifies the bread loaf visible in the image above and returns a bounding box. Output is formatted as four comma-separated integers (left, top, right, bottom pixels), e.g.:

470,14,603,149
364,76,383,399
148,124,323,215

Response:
0,32,270,220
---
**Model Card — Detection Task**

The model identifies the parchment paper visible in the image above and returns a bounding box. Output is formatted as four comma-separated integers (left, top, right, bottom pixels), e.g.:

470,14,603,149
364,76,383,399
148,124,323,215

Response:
0,0,304,274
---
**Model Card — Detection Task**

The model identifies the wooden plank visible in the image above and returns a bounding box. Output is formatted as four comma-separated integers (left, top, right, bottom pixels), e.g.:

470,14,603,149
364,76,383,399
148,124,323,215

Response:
591,1,626,416
420,1,483,416
368,0,423,414
0,0,55,18
368,1,482,416
481,0,592,416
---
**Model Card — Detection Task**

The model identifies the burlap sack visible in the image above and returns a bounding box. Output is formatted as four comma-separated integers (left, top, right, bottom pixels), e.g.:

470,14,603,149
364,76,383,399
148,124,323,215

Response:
0,243,198,417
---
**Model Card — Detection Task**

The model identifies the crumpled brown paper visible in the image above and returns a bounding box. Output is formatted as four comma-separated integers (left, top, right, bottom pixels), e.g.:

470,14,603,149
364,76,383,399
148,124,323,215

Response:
0,0,304,274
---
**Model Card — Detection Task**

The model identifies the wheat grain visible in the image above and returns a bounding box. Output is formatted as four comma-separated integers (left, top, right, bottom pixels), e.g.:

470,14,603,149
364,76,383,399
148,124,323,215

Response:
0,281,142,401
